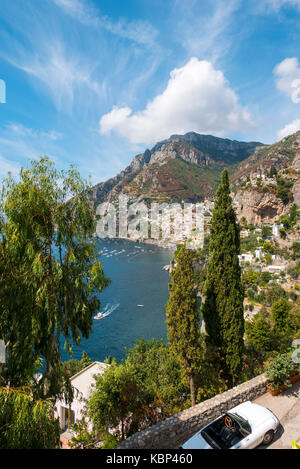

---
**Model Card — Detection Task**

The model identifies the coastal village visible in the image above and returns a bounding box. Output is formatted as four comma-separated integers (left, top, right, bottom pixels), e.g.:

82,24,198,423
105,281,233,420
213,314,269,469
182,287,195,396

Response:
51,179,300,448
1,131,300,449
2,0,300,447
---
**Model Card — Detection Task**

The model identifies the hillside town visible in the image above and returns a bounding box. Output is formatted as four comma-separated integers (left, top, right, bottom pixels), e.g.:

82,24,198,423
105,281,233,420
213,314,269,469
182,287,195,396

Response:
2,0,300,456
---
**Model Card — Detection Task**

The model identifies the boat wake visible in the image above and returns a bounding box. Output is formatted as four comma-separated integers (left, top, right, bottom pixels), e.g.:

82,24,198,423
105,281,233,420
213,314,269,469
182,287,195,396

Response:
93,303,120,320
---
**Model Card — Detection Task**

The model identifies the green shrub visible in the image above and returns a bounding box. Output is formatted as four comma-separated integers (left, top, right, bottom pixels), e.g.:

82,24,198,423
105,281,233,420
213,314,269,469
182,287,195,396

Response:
265,353,299,390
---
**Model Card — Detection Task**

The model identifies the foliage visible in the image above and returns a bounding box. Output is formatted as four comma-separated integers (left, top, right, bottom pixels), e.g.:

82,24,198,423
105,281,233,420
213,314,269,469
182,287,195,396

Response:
61,351,92,378
240,231,260,252
245,315,273,357
287,264,300,279
262,225,272,239
264,284,287,306
0,157,109,396
125,338,187,418
271,298,291,331
289,204,298,223
0,386,60,449
101,433,120,449
201,169,244,384
265,353,299,389
262,241,273,254
276,177,293,204
166,244,204,405
195,346,228,401
69,414,99,449
88,363,143,440
279,228,287,239
291,243,300,260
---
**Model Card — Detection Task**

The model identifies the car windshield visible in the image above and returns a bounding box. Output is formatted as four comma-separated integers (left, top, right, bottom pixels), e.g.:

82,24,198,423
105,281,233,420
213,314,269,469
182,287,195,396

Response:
228,412,251,435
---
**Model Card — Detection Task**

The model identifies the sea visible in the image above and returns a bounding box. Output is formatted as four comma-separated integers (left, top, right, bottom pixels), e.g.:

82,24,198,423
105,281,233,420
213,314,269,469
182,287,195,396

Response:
61,238,173,363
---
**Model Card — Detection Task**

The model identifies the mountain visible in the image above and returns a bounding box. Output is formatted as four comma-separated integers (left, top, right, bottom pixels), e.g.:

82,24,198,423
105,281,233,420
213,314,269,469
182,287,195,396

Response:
91,132,263,204
231,131,300,224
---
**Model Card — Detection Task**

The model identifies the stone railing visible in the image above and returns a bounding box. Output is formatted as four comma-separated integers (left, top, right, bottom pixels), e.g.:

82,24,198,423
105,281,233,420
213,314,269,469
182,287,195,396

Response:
118,373,268,449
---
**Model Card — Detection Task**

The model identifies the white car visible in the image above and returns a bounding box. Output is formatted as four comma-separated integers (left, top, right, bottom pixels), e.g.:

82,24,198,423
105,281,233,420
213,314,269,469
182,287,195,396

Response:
182,401,280,449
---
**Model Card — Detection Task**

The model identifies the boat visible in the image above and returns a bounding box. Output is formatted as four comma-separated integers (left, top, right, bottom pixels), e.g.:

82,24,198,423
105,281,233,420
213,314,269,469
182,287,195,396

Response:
137,304,144,307
93,312,109,320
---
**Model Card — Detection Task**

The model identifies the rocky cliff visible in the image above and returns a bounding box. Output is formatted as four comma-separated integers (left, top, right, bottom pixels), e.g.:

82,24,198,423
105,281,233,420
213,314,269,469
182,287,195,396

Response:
90,131,300,225
91,132,263,205
232,132,300,224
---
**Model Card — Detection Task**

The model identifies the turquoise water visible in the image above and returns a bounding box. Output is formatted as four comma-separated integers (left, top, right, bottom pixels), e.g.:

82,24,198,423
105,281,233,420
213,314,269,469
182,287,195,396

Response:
61,239,173,363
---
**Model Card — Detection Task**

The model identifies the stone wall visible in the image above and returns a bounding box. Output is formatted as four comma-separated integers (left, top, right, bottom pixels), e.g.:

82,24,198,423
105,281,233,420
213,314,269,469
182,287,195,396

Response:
118,373,268,449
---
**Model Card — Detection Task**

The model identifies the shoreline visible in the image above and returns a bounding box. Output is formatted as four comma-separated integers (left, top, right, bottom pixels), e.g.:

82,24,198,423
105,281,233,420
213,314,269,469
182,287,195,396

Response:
94,235,177,252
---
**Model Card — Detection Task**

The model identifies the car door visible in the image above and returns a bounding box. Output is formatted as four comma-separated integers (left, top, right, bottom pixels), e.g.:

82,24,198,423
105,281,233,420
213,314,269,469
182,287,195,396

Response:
231,430,263,449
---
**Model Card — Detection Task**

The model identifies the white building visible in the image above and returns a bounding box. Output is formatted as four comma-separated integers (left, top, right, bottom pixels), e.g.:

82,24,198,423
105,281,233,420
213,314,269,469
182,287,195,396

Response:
254,248,263,259
272,223,283,237
55,361,109,431
238,253,253,263
265,265,286,274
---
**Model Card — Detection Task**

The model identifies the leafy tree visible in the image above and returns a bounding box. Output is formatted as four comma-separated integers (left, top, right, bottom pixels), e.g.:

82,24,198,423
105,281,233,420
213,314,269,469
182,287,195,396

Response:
0,157,109,396
289,204,298,223
125,338,186,417
281,216,291,230
265,253,272,264
291,243,300,260
88,363,142,440
269,166,277,178
243,268,259,289
262,225,272,239
69,409,100,449
260,271,272,284
262,241,273,254
287,265,299,280
276,177,293,204
201,169,244,385
0,386,60,449
271,298,291,331
61,351,92,378
265,284,287,306
279,228,287,239
245,315,272,356
166,245,203,406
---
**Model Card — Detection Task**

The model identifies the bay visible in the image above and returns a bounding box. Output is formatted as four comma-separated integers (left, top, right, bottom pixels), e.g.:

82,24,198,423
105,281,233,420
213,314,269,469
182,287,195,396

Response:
61,238,173,363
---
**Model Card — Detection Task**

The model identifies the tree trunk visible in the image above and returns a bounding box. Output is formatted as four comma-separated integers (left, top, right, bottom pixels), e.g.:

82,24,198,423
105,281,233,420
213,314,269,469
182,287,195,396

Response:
121,418,124,440
189,373,196,406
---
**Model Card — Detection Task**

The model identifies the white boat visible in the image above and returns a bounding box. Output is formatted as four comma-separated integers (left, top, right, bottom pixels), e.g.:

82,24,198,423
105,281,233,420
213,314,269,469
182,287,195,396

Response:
137,304,144,307
93,312,109,320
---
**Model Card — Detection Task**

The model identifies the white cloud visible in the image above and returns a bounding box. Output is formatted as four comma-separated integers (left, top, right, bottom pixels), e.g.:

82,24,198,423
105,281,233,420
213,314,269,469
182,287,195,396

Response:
265,0,300,11
7,123,62,141
0,155,20,178
5,40,103,111
274,57,300,103
52,0,159,48
0,123,66,176
277,118,300,140
99,58,253,144
172,0,240,62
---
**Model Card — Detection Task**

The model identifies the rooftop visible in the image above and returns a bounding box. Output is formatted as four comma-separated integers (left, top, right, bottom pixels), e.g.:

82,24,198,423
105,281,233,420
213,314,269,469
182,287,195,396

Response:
71,361,109,400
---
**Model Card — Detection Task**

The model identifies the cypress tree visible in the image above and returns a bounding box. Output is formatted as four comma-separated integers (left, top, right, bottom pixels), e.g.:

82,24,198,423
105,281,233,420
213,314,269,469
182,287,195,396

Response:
201,169,244,385
166,245,203,406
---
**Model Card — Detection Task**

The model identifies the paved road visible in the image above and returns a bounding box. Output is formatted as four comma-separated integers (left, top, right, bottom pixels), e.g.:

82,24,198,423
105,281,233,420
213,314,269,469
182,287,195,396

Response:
254,380,300,449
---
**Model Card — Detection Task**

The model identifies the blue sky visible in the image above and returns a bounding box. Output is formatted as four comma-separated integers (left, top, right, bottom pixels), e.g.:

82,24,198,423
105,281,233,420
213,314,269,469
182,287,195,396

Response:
1,0,300,183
